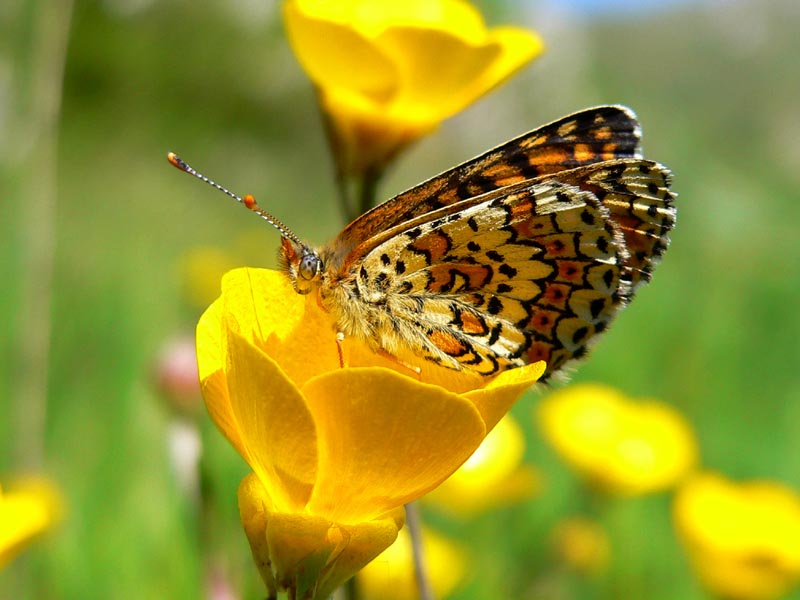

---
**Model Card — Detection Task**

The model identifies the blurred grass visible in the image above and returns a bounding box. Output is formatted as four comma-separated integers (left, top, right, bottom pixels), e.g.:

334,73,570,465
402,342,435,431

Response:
1,0,799,599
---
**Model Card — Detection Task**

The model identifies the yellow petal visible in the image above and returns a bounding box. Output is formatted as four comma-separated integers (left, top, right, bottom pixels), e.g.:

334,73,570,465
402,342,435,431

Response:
302,367,486,523
238,474,278,596
314,510,404,598
465,361,545,431
241,474,402,600
220,268,341,389
284,0,399,100
477,26,545,99
197,298,248,459
225,328,318,512
290,0,487,39
375,26,504,121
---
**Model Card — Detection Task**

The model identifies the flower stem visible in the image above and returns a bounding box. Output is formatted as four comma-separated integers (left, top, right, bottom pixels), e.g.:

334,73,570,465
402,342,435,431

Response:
10,0,74,470
343,576,361,600
333,169,356,224
357,165,383,218
404,502,435,600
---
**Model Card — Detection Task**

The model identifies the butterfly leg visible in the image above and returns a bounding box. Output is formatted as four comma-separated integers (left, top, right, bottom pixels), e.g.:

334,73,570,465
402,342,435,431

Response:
335,331,347,369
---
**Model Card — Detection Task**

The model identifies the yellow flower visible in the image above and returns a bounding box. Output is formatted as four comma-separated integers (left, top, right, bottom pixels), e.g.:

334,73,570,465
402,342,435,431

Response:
425,415,540,517
180,246,241,312
537,383,697,495
358,526,466,600
196,267,543,598
550,517,610,575
284,0,544,176
0,478,62,569
674,473,800,600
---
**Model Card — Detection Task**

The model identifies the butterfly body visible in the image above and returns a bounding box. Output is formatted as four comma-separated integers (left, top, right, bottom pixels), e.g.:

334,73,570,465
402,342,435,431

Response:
274,106,675,379
170,105,675,380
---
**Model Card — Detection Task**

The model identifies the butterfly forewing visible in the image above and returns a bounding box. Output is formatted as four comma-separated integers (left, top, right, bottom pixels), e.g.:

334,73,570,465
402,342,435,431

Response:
337,106,642,253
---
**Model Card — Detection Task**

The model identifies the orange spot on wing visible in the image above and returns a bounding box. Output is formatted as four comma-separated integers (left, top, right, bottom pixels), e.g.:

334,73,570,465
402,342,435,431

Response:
510,199,535,221
429,330,466,356
594,126,613,140
512,218,550,239
531,147,571,167
410,232,450,263
546,235,571,257
541,283,570,310
428,264,492,292
574,144,594,162
558,261,583,280
460,311,487,335
526,308,561,334
526,342,551,364
602,142,619,157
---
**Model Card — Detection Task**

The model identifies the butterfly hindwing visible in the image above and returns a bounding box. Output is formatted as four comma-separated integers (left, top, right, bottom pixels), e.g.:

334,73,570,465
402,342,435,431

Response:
556,159,676,292
350,179,628,377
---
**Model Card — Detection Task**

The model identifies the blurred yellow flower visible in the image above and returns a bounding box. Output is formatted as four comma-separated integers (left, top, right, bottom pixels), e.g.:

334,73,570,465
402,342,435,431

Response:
284,0,544,176
180,246,240,312
537,383,697,495
550,516,610,575
0,478,62,569
425,415,541,517
196,267,543,598
358,526,466,600
674,473,800,600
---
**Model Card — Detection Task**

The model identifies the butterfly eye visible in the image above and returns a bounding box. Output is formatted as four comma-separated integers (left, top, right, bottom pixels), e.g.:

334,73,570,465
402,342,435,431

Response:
298,251,322,282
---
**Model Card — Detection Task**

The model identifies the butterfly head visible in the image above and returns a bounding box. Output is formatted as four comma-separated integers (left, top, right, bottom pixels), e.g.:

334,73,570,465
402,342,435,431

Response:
166,153,326,295
281,237,323,295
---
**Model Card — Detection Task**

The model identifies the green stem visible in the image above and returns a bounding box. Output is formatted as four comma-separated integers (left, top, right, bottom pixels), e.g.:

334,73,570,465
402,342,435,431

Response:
343,575,361,600
404,502,435,600
357,166,383,218
333,168,355,224
11,0,74,470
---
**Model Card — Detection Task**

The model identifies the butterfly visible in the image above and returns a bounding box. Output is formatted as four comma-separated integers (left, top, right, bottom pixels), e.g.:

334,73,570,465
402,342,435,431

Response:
169,106,675,381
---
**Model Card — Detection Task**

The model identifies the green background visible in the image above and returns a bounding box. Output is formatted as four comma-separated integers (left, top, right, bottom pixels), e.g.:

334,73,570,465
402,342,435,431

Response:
1,1,798,598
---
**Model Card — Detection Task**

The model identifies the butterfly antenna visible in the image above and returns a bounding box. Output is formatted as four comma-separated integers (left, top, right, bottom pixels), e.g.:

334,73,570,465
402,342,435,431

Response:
167,152,306,247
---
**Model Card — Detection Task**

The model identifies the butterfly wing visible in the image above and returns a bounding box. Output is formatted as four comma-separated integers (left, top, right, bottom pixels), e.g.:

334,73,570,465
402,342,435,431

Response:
557,160,676,292
327,162,676,378
336,105,642,253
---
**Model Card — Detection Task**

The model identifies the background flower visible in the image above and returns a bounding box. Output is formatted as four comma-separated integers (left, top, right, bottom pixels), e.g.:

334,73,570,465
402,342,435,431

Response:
284,0,544,179
674,473,800,600
0,478,62,569
536,383,698,495
425,415,541,517
358,526,466,600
